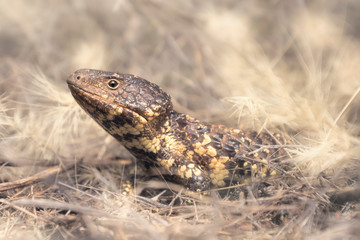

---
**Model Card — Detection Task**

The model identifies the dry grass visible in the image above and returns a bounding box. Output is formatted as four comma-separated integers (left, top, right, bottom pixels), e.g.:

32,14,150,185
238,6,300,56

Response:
1,0,360,239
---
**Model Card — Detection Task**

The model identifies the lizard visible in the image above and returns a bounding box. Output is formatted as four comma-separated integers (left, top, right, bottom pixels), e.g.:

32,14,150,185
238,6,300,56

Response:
67,69,290,192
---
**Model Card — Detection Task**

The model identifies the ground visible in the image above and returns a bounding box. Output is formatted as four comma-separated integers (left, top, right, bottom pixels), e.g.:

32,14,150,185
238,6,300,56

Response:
0,1,360,239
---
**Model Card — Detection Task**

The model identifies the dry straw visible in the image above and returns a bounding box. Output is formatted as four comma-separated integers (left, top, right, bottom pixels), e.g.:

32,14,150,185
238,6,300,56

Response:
0,1,359,239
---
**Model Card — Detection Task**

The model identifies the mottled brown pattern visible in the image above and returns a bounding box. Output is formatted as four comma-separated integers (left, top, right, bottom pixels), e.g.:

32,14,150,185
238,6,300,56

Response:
67,69,289,191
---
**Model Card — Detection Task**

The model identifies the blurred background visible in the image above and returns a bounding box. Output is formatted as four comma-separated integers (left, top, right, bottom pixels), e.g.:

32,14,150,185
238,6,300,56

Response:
1,0,360,239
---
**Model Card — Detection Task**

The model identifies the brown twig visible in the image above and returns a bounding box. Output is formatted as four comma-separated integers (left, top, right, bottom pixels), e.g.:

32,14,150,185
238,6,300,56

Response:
0,158,132,168
0,162,75,192
11,198,116,218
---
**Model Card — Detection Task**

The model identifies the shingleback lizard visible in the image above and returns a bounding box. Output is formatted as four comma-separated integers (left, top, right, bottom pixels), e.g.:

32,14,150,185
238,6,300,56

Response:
67,69,289,192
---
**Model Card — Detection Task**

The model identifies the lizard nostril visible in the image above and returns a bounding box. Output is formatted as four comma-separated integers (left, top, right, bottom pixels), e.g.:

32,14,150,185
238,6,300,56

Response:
76,75,81,80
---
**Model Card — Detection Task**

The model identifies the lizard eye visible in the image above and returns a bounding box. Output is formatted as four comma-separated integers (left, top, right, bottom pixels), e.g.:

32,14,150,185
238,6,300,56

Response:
107,79,120,89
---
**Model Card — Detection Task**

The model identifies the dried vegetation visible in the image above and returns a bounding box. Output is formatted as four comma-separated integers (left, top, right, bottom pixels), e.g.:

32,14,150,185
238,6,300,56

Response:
0,1,360,239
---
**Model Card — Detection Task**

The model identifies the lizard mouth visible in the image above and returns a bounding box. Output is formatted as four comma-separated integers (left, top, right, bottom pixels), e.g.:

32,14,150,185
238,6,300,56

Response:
67,83,148,124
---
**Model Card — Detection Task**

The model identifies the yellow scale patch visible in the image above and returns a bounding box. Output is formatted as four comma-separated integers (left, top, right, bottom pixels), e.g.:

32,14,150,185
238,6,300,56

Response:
108,123,144,136
191,132,231,186
206,145,217,157
158,133,195,177
124,136,161,153
176,164,203,179
144,108,161,121
194,143,206,155
161,134,187,153
201,133,212,145
159,157,175,171
208,156,230,187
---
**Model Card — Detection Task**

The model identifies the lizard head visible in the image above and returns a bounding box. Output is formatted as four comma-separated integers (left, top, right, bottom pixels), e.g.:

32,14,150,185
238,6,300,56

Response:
67,69,173,141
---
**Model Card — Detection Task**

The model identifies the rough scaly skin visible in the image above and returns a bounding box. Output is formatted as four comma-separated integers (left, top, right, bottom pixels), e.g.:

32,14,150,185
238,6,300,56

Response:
67,69,289,191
